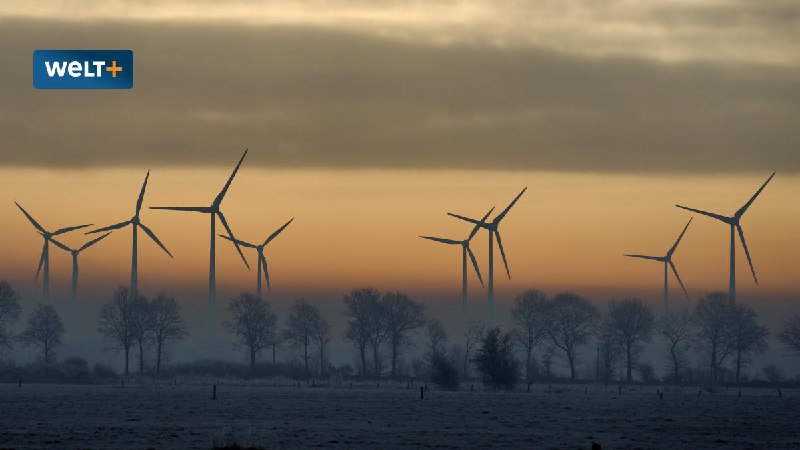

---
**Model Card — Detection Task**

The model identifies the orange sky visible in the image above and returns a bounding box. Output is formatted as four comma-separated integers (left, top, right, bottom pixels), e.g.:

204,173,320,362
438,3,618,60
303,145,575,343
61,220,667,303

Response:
2,167,797,308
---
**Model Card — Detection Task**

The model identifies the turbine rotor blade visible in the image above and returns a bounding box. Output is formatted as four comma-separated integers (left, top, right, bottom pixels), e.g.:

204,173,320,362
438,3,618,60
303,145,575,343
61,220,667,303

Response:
467,246,484,287
218,234,257,248
15,202,45,233
135,170,150,217
139,222,173,258
215,149,248,205
667,218,693,256
150,206,212,213
495,230,511,279
494,187,527,224
264,218,294,246
260,252,271,292
53,223,92,236
50,237,72,253
736,224,758,285
79,232,111,252
675,205,730,223
87,220,130,234
218,211,249,269
623,254,663,261
419,236,461,245
447,213,485,227
736,172,775,218
35,242,46,280
468,207,495,241
669,260,690,300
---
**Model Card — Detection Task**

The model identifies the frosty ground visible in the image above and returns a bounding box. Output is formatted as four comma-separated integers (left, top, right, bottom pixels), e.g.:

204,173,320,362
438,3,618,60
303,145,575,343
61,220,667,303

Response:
1,383,798,449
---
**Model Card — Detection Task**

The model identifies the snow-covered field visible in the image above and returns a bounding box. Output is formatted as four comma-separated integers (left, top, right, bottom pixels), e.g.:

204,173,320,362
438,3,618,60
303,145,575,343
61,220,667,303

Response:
1,383,798,449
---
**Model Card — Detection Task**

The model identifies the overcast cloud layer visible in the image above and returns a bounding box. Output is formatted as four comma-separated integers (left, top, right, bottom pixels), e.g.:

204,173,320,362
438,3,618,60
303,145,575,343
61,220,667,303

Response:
0,0,798,172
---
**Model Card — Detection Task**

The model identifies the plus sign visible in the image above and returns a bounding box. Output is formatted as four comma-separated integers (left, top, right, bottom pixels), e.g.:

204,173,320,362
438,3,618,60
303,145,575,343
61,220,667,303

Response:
106,60,123,78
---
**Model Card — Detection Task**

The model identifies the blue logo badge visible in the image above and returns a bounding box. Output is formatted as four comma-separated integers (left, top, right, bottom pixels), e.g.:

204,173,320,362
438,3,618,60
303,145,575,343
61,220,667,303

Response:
33,50,133,89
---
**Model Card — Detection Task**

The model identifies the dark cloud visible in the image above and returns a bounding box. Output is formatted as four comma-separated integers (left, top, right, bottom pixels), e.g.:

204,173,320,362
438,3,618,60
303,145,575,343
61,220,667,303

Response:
0,18,798,172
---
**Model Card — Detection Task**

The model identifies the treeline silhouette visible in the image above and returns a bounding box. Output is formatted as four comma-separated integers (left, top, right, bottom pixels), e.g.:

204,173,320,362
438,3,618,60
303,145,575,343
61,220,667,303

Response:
1,280,800,390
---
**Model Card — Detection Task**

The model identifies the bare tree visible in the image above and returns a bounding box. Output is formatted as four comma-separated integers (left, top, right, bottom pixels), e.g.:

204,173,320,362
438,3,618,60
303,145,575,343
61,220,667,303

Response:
426,319,449,359
472,326,519,389
381,291,426,378
19,303,64,363
151,292,189,374
224,292,277,372
130,294,154,374
778,315,800,355
658,310,692,383
343,288,380,377
595,316,620,384
606,298,654,382
367,298,388,380
545,292,598,380
269,333,282,365
463,319,485,379
284,298,321,379
728,304,768,384
312,312,332,377
510,289,549,381
98,287,136,375
0,280,21,350
692,292,735,386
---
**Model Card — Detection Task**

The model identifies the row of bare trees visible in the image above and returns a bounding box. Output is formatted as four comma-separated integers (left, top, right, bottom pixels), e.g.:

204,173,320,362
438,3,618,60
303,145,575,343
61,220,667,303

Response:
507,289,786,386
0,281,65,363
223,293,333,378
342,288,427,379
97,287,188,375
4,278,800,385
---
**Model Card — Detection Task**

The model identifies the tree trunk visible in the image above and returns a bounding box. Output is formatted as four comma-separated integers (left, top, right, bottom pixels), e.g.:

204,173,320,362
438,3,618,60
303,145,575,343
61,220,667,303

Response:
303,340,309,379
568,352,576,380
156,340,163,374
372,345,381,380
525,347,532,381
44,340,50,364
359,344,367,377
735,349,742,384
124,346,130,375
139,340,145,373
626,345,633,382
272,343,276,365
671,345,679,383
250,348,256,373
710,344,717,387
391,339,398,378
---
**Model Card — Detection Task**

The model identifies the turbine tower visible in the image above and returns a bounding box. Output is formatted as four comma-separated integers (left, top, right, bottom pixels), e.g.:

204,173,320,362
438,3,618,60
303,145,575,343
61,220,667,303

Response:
151,150,250,306
86,171,172,295
219,218,294,299
15,202,91,302
624,218,692,309
448,187,527,311
676,172,775,304
51,233,111,303
420,207,494,312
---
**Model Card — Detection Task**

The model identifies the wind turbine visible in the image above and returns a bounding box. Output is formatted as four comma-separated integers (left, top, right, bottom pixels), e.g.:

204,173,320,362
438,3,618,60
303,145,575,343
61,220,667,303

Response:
219,218,294,299
50,233,111,303
86,171,172,295
420,207,494,312
151,150,250,306
14,202,91,302
448,187,527,310
624,218,692,309
676,172,775,304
